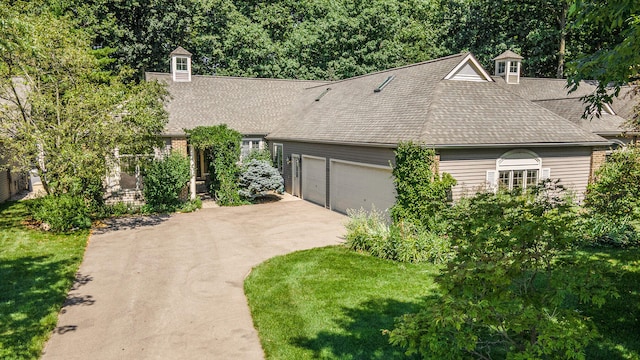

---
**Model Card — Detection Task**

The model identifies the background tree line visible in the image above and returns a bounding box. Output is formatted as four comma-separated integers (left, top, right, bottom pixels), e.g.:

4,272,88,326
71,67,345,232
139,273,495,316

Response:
6,0,630,82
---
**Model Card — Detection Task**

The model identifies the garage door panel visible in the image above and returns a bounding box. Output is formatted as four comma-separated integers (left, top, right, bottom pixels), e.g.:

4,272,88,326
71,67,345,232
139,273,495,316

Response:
302,156,326,206
330,160,395,214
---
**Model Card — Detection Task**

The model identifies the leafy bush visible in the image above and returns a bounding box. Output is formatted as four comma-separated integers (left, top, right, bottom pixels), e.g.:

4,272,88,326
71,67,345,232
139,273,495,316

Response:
390,142,456,230
142,152,190,212
345,208,453,264
578,213,640,248
238,159,284,200
92,202,142,219
586,145,640,218
176,197,202,213
243,149,272,163
29,194,92,232
389,185,615,359
583,145,640,247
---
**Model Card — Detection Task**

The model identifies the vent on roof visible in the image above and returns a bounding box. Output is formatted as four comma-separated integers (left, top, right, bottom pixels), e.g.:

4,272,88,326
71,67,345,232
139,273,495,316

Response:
374,75,395,92
315,88,331,101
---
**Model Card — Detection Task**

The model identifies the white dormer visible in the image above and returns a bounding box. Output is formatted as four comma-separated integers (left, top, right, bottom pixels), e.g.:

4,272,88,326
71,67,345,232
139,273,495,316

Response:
444,53,494,82
493,50,523,84
170,46,192,82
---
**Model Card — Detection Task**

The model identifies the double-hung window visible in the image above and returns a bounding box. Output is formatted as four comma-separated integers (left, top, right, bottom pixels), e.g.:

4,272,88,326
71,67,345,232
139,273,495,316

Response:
176,57,188,71
240,138,263,159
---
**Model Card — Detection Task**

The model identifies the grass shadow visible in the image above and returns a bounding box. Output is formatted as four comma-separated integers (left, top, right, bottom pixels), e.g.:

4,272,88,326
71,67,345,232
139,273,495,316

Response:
579,249,640,359
0,256,92,359
292,298,422,359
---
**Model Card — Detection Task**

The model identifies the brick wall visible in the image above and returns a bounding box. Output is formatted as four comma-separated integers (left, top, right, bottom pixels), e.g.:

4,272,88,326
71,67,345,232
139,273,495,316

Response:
171,138,188,156
433,153,440,177
589,148,608,183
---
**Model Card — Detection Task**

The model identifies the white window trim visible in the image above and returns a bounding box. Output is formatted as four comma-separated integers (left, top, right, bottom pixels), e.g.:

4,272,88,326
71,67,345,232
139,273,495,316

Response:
240,138,264,159
273,143,284,173
487,149,550,191
172,56,192,82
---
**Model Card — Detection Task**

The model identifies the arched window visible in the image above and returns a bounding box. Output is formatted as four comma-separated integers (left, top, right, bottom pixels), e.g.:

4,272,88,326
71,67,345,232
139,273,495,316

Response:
486,150,550,190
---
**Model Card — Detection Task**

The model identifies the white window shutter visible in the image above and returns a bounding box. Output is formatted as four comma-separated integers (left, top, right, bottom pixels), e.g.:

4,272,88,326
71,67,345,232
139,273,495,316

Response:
486,170,497,190
541,168,551,180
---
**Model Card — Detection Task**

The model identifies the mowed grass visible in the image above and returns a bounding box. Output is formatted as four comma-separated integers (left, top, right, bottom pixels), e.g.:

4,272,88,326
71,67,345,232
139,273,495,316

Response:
244,246,439,360
245,246,640,360
0,201,88,359
581,248,640,360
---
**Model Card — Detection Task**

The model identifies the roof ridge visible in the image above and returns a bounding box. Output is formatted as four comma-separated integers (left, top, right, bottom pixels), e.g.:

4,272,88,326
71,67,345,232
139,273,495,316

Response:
145,72,329,84
304,52,470,90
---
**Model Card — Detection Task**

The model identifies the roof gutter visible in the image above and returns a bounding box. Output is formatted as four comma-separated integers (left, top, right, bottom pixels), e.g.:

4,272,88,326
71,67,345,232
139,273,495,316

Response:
264,137,613,148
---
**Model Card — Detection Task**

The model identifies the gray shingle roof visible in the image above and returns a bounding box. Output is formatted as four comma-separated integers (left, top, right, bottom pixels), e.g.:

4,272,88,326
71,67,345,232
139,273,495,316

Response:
145,73,326,135
268,54,607,146
493,76,634,134
424,81,606,146
150,52,611,147
268,54,467,145
170,46,192,56
610,86,638,121
493,50,523,60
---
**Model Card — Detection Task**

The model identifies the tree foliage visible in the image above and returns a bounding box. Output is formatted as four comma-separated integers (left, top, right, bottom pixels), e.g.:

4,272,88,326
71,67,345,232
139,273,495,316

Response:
0,10,168,206
18,0,631,85
582,145,640,247
389,184,615,359
567,0,640,119
142,152,191,212
238,159,284,200
390,142,456,230
186,125,243,205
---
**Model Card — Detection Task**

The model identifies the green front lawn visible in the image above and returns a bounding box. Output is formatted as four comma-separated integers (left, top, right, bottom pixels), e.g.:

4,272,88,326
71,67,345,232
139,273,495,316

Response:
0,201,89,359
245,246,439,359
245,246,640,360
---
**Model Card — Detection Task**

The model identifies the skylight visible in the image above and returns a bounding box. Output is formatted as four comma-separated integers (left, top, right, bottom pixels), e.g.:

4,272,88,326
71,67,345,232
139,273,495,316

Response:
374,75,395,92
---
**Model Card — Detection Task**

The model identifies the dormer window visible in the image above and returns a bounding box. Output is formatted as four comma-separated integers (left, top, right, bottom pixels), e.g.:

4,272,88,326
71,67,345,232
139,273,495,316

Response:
176,57,188,71
170,46,192,82
493,50,523,84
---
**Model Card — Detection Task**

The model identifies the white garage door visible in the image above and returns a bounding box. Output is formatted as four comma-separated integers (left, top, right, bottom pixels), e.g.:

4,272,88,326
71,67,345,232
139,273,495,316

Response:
302,155,326,206
330,160,396,214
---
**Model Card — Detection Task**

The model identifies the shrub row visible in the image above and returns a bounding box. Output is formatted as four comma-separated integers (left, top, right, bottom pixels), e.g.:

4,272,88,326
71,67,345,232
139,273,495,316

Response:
345,208,453,264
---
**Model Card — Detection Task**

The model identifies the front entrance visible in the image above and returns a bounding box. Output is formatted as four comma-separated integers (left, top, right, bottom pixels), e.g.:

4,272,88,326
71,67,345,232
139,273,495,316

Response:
291,154,301,197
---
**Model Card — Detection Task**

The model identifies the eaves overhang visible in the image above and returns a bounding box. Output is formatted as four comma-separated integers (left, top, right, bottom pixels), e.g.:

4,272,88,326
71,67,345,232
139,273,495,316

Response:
263,137,612,149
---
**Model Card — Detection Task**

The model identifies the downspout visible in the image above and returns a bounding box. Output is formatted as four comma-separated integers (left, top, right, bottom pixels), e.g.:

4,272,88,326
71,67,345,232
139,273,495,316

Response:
189,144,196,200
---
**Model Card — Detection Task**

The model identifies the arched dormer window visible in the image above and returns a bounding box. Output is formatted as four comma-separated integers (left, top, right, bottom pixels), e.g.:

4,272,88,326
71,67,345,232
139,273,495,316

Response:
486,149,550,191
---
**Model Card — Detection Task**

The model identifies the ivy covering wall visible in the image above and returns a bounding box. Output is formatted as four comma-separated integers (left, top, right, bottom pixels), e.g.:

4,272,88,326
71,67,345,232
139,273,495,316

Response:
186,125,243,206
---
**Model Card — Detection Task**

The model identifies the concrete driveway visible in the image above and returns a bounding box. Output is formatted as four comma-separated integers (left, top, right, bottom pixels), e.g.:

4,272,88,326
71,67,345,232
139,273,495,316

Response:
41,199,346,359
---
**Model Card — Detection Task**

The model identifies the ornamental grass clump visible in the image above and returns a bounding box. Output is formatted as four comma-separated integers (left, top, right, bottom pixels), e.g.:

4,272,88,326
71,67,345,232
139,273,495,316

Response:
345,208,453,264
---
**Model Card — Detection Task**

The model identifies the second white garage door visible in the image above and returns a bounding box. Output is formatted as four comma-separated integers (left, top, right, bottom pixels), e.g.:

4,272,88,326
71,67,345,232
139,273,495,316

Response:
330,160,396,214
302,155,326,206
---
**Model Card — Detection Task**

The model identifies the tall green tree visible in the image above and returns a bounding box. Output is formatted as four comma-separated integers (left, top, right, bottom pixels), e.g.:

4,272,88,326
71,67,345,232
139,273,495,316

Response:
0,10,168,203
567,0,640,121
